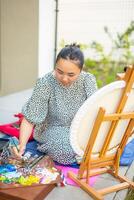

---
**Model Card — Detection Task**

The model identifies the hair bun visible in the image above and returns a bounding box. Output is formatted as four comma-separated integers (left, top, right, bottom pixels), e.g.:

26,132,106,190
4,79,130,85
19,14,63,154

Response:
65,43,80,49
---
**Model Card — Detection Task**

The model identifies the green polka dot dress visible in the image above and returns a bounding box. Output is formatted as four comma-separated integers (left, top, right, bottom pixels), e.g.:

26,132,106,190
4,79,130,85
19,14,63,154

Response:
22,71,97,164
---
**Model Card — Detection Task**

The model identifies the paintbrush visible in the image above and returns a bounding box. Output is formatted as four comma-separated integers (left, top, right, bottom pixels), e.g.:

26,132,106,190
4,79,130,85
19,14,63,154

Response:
10,137,19,153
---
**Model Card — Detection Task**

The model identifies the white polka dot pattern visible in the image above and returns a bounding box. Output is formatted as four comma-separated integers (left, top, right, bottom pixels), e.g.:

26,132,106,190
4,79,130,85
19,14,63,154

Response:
22,71,97,164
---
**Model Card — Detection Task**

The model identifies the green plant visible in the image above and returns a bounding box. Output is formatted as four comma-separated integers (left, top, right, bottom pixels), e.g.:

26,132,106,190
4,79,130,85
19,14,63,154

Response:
125,189,134,200
84,21,134,87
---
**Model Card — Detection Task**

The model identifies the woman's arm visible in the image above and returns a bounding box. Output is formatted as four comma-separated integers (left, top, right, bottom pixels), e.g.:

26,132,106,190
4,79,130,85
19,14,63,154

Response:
19,117,34,153
13,77,50,157
13,117,34,157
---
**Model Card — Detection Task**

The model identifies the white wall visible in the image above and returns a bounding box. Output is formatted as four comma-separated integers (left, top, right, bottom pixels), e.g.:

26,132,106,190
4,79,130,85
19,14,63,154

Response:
0,0,38,96
38,0,56,77
58,0,134,56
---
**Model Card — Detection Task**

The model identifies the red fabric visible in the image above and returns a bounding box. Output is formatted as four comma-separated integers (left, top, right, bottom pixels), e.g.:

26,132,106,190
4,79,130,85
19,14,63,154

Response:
0,113,33,141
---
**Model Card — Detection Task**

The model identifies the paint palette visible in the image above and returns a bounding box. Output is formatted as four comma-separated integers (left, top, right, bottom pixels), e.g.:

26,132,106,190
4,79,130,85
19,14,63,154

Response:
0,156,62,200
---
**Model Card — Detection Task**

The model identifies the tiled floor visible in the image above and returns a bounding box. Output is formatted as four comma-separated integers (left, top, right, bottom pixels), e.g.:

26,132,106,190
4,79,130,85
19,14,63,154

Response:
0,90,133,200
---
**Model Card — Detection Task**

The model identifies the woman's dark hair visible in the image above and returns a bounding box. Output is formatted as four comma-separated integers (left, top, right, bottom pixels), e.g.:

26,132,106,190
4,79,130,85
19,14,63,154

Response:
56,43,84,70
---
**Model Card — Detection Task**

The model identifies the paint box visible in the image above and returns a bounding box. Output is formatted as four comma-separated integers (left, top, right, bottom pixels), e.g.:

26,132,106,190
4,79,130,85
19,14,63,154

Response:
0,156,61,200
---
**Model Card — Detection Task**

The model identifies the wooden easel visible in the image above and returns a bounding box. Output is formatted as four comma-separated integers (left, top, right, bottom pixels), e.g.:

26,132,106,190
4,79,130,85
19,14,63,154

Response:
68,65,134,200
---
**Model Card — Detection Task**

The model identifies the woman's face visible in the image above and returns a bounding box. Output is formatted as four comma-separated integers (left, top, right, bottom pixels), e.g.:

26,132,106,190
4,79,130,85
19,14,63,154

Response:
54,58,81,87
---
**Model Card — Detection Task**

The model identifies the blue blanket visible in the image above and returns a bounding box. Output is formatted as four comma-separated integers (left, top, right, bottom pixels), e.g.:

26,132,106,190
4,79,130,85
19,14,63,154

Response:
120,138,134,166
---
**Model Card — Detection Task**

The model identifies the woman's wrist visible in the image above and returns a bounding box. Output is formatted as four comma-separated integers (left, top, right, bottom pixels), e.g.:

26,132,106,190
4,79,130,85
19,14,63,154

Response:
19,144,26,155
19,144,26,150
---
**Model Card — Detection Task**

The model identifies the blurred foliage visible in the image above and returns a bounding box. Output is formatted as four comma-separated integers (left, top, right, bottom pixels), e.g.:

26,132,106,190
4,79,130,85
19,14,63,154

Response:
125,189,134,200
84,21,134,88
59,21,134,88
83,60,123,88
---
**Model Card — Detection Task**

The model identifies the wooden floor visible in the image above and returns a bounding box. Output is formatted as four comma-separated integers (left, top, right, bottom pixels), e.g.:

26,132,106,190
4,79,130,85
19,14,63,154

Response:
113,161,134,200
92,161,134,200
46,162,134,200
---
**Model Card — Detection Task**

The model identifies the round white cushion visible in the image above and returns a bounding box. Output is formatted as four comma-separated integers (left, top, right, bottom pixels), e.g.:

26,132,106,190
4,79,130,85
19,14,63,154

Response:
70,80,134,158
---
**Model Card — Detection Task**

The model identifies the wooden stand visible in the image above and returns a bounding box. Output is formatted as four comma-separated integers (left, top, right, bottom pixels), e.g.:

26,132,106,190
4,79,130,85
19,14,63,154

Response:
68,65,134,200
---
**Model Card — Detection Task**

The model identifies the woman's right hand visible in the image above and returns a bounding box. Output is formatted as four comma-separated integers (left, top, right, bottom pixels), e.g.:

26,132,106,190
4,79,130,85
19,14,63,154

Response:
12,144,26,159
